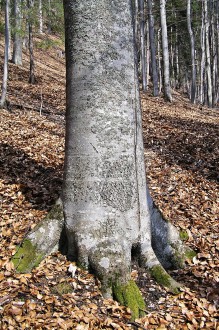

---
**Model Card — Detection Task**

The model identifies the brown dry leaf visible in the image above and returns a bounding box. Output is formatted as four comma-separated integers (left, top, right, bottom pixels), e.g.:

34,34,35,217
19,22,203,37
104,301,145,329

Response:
75,324,89,330
9,306,23,316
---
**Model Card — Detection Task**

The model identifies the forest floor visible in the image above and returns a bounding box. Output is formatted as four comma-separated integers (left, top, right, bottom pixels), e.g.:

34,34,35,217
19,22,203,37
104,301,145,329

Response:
0,34,218,329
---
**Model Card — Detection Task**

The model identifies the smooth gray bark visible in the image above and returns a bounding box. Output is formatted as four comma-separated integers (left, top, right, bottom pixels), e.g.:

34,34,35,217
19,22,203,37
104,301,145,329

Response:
204,0,213,107
157,28,163,93
211,0,218,106
27,0,36,84
12,1,191,313
62,0,185,296
139,0,147,91
8,0,12,61
200,3,206,105
175,27,180,89
187,0,196,103
216,0,219,104
160,0,172,102
0,0,10,108
39,0,43,34
63,0,152,292
147,0,159,96
170,26,175,88
12,0,23,65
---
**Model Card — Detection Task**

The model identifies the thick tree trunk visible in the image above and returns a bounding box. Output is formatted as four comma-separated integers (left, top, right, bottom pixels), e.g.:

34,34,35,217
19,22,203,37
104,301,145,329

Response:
12,0,193,320
63,0,153,293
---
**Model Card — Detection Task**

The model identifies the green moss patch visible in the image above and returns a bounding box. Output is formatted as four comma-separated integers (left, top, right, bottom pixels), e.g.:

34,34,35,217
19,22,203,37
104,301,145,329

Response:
179,230,189,241
184,248,196,260
150,265,171,287
12,239,44,273
171,243,197,268
113,280,145,320
150,265,180,294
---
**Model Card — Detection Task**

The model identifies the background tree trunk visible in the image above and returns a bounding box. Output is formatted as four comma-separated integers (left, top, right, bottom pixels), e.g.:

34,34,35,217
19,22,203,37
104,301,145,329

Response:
204,0,213,107
157,28,163,93
12,0,23,66
139,0,147,91
148,0,159,96
27,0,36,84
0,0,10,108
200,3,206,105
39,0,43,34
211,0,218,106
187,0,196,103
160,0,172,102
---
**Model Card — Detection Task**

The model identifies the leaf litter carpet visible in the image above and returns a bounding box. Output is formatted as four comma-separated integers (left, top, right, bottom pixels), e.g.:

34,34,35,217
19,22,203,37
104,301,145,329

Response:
0,44,219,329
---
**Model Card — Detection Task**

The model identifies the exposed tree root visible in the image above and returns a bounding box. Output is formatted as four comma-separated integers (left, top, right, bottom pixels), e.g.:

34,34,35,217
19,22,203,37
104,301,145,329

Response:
11,199,64,272
113,280,146,320
11,198,194,319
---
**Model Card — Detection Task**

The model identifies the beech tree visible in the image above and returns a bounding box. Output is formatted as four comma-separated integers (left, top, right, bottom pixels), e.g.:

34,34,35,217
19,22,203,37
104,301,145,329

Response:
147,0,159,96
12,0,23,65
139,0,147,91
187,0,196,103
38,0,43,34
160,0,172,102
12,0,193,319
27,0,36,84
0,0,10,108
203,0,212,107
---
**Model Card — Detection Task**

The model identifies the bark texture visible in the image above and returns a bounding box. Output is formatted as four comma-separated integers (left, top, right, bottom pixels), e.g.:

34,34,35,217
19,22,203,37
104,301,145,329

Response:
62,0,185,295
0,0,10,108
187,0,196,103
63,0,149,297
27,0,35,84
160,0,172,102
12,0,23,66
148,0,159,97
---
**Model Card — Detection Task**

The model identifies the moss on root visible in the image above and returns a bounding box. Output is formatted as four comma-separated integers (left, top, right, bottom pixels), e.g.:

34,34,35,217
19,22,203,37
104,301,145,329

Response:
169,241,197,269
150,265,180,294
113,280,146,320
179,230,189,241
184,248,196,259
11,239,44,273
150,265,171,287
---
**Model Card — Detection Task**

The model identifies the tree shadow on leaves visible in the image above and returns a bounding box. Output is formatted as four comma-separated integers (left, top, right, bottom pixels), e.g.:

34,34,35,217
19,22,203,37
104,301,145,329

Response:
0,142,63,210
143,113,219,183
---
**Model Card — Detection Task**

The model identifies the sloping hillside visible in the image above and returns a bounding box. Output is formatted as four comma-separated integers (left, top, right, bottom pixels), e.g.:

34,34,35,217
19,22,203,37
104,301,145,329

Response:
0,35,218,329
